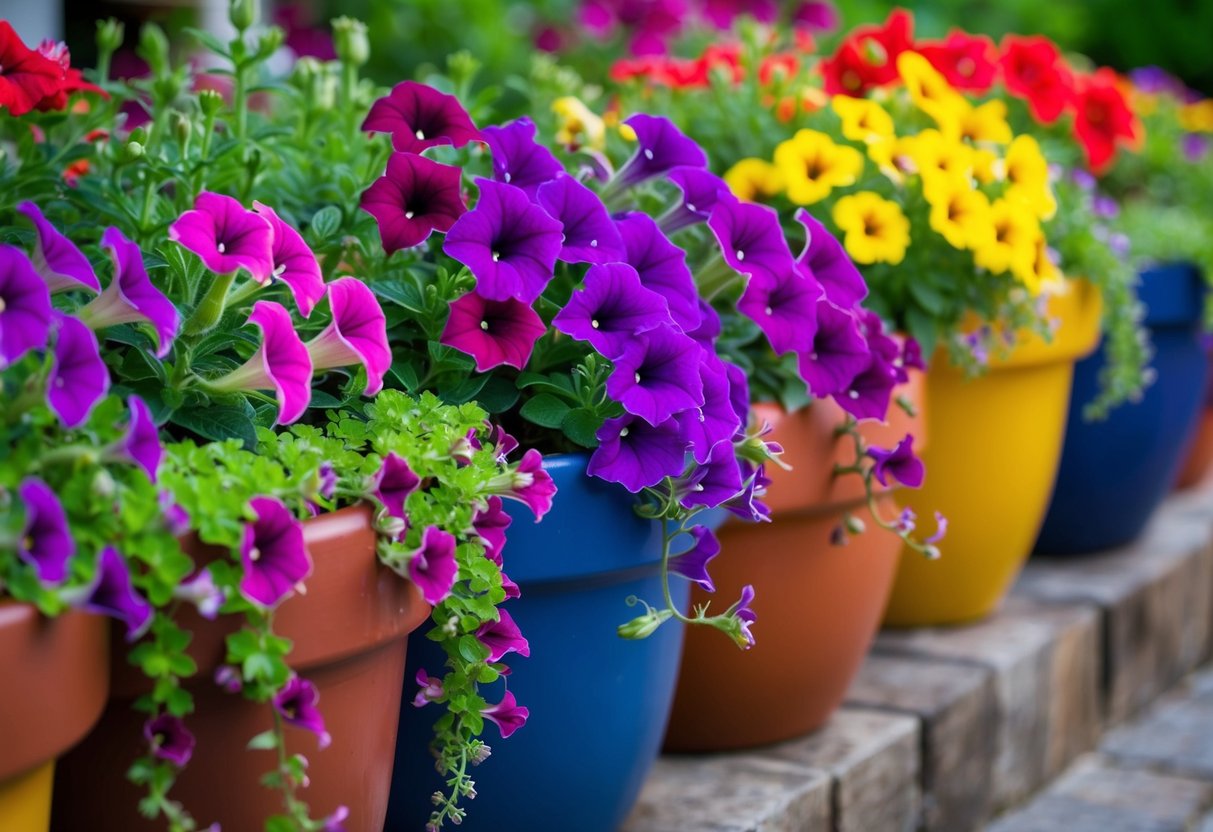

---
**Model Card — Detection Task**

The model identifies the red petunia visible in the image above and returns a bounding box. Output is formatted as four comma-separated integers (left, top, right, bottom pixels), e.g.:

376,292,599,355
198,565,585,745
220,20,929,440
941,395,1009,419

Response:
1071,68,1142,174
998,35,1073,125
916,31,998,93
819,8,914,97
0,22,63,116
759,52,801,87
699,43,745,85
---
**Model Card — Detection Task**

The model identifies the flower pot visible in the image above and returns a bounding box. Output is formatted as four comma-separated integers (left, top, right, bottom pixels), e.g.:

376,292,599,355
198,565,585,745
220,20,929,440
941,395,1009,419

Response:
387,454,686,832
1175,373,1213,490
663,375,924,751
53,506,429,832
883,279,1103,627
1035,264,1210,553
0,606,108,832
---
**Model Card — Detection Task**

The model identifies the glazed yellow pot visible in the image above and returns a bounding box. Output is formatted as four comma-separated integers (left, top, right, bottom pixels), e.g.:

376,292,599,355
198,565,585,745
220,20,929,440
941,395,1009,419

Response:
883,280,1103,627
0,763,53,830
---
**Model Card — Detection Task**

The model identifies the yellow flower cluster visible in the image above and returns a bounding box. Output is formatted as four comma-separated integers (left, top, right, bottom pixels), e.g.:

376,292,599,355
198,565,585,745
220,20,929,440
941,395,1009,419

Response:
722,52,1062,294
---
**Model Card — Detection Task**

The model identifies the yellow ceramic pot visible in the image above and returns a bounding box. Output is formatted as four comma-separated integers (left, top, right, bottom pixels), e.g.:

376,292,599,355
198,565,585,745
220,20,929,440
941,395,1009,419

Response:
883,280,1103,627
0,763,53,831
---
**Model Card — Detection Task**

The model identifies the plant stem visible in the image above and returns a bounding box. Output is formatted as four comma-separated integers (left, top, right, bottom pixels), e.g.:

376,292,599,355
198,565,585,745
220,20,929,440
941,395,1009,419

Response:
182,271,238,336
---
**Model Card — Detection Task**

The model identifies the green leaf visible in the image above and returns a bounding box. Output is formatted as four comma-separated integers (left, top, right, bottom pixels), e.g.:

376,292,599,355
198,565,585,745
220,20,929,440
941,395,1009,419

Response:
246,730,279,751
309,205,342,240
457,634,489,663
908,280,949,316
171,404,258,450
562,408,603,448
905,305,940,358
520,394,571,429
439,374,489,405
372,279,426,313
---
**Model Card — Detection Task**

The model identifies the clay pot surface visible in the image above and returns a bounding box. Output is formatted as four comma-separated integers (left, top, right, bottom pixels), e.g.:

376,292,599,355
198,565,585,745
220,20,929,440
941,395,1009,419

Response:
1177,408,1213,490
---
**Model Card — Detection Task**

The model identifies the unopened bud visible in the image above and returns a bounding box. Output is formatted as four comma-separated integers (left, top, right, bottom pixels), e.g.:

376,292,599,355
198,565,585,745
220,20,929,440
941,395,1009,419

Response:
374,513,406,539
617,608,672,640
430,792,444,807
199,89,224,118
924,545,941,560
332,16,369,67
138,24,170,76
92,468,116,498
229,0,257,32
96,18,125,55
170,111,191,145
124,141,145,160
256,27,285,59
843,513,866,535
829,524,849,546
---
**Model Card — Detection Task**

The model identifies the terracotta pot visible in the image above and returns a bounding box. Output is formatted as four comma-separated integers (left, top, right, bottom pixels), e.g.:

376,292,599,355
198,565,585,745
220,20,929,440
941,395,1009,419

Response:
664,374,924,751
53,506,429,832
1177,407,1213,489
0,607,108,832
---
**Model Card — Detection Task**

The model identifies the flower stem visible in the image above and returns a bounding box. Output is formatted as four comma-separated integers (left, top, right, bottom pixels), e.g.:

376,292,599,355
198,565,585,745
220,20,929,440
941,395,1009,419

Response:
182,271,238,337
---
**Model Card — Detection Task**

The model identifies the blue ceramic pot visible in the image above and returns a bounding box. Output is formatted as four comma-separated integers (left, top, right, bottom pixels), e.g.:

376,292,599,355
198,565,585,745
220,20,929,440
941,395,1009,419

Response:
1034,263,1210,555
385,454,688,831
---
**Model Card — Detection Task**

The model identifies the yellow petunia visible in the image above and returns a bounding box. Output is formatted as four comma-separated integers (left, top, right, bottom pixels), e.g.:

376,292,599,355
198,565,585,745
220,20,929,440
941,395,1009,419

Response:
831,95,895,144
973,198,1040,279
773,129,865,205
552,96,606,151
832,192,911,265
866,135,913,184
1003,135,1057,220
1016,233,1063,296
936,98,1014,146
971,147,1001,185
901,129,975,186
897,51,966,125
724,158,785,202
925,175,996,251
1180,99,1213,133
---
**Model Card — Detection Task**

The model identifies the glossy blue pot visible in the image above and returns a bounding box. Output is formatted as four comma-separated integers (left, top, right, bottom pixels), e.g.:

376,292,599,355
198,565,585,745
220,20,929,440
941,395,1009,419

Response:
1034,263,1210,555
385,454,688,831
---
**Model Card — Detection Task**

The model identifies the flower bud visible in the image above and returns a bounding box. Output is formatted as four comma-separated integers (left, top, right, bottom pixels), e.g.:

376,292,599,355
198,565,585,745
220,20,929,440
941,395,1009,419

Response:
374,513,406,539
124,141,145,160
138,23,170,76
431,792,445,806
92,468,116,499
616,608,672,640
332,16,369,67
843,513,866,535
215,665,243,692
470,744,491,765
96,18,125,55
199,89,225,118
169,111,191,145
829,524,849,546
256,27,285,59
229,0,257,32
924,545,941,560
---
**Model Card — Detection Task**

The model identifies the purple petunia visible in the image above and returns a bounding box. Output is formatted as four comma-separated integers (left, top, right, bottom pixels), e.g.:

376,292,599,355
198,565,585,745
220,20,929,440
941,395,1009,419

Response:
537,174,626,264
616,211,701,331
210,301,313,425
17,202,99,293
372,451,421,523
679,441,744,509
143,714,196,767
80,227,179,358
614,114,708,190
408,525,459,606
174,567,225,620
306,278,391,396
488,448,557,521
475,609,531,662
661,167,730,234
413,668,444,708
676,359,741,464
17,478,74,585
273,675,331,748
474,496,512,564
794,208,868,308
361,81,480,154
168,192,275,282
441,291,546,372
731,584,757,648
444,178,564,303
867,434,925,488
360,152,467,254
252,202,326,318
708,195,797,287
588,414,687,492
607,325,705,425
0,245,53,366
81,545,154,641
797,300,871,397
668,525,720,592
481,689,529,739
725,462,772,524
686,298,722,352
552,262,671,357
105,396,162,481
481,117,564,200
738,260,822,356
239,496,313,608
47,313,109,428
835,355,899,421
724,360,751,428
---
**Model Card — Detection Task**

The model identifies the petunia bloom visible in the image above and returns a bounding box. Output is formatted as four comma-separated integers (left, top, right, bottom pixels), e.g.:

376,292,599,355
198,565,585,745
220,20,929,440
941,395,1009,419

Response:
607,325,705,425
819,9,913,96
613,114,708,190
482,117,565,200
1072,69,1142,173
17,478,74,584
661,167,729,234
487,448,557,521
252,202,326,317
998,36,1073,125
17,202,99,293
481,689,529,739
668,525,720,592
836,352,899,421
408,526,459,605
81,546,154,641
105,396,162,482
0,244,53,366
708,196,797,287
440,291,545,372
475,609,531,662
143,714,196,767
794,208,868,308
679,441,744,510
168,192,275,282
616,212,701,331
239,496,313,608
536,174,626,264
273,675,331,748
210,302,312,425
173,568,225,620
360,152,467,254
47,312,109,429
473,496,512,563
587,414,686,492
797,300,871,397
372,452,421,522
413,669,444,708
552,262,671,358
305,278,391,396
867,434,925,488
361,81,479,154
917,31,998,93
80,227,179,358
677,359,741,464
444,178,564,303
738,260,822,356
731,584,758,648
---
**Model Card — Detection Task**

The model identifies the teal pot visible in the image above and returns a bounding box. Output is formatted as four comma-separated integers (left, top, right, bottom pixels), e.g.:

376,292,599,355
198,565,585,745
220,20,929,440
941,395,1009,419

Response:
386,454,688,831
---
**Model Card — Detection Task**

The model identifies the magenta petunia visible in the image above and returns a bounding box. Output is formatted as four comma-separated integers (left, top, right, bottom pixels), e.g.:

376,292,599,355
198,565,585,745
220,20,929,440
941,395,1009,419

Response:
708,195,797,287
273,675,331,748
738,260,822,356
105,396,162,482
210,301,312,425
474,496,512,564
413,668,445,708
408,525,459,606
607,325,705,425
679,441,744,510
794,208,868,309
481,117,564,200
80,227,179,358
797,300,871,397
676,359,741,464
536,174,626,264
481,689,529,739
373,451,421,522
360,152,467,254
587,414,687,492
0,244,53,366
305,278,391,395
661,167,730,234
361,81,479,154
552,262,671,358
239,496,313,608
443,178,564,303
488,448,557,521
614,114,708,189
17,201,99,293
168,192,275,282
668,525,720,592
699,0,778,28
143,714,195,767
440,291,546,372
173,567,225,620
616,211,701,331
867,434,925,488
793,0,840,31
17,478,74,585
47,312,109,428
81,545,154,641
475,609,531,662
252,202,326,318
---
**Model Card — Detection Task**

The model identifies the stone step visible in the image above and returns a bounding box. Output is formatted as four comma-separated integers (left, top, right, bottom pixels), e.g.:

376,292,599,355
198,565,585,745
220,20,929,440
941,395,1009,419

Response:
623,485,1213,832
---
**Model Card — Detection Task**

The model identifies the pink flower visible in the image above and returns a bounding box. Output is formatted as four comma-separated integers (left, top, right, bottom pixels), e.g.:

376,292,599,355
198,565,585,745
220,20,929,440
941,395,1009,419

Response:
372,451,421,522
239,496,313,608
361,81,480,154
253,202,326,317
487,448,556,521
475,609,530,662
412,668,444,708
305,278,390,395
440,291,546,372
169,192,275,282
208,301,313,425
481,689,529,738
408,526,459,605
79,228,179,358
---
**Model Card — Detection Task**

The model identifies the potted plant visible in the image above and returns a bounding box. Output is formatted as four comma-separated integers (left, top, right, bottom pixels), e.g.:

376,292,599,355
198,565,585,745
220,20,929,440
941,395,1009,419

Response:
0,11,548,832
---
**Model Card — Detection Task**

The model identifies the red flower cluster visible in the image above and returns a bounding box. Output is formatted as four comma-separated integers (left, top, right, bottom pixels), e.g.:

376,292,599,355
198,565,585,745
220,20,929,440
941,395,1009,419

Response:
0,22,104,116
818,8,913,96
610,43,743,89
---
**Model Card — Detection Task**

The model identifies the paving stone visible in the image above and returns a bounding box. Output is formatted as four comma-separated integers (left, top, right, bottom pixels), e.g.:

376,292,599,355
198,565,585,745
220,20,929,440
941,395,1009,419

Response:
764,707,921,832
845,653,997,832
874,597,1100,812
1102,666,1213,780
1015,505,1213,722
622,754,831,832
986,755,1213,832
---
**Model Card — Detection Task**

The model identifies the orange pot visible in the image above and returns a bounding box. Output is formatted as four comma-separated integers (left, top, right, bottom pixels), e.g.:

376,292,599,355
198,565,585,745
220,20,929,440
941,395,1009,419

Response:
1176,407,1213,489
664,377,924,751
